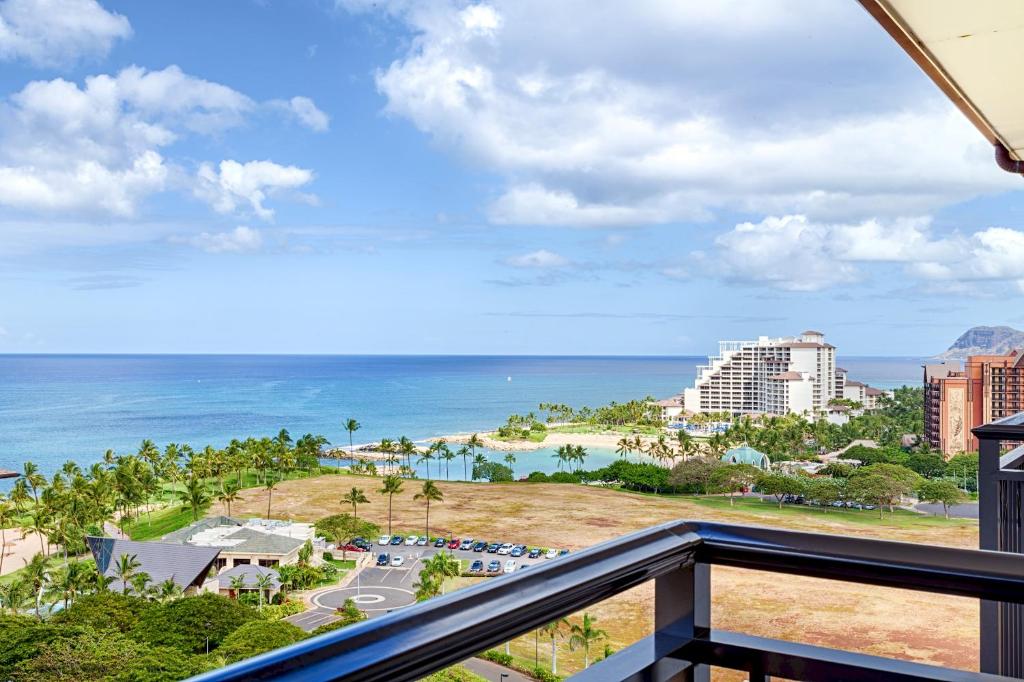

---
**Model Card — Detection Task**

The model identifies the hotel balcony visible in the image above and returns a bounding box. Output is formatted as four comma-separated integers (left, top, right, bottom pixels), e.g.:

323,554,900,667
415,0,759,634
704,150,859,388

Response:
189,416,1024,682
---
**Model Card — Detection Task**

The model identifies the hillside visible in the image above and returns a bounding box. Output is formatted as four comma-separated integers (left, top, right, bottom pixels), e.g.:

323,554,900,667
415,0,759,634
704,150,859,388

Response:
936,325,1024,360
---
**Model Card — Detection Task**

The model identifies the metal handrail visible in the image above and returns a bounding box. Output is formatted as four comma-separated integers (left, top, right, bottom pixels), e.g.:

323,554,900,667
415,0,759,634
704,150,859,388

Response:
188,521,1024,682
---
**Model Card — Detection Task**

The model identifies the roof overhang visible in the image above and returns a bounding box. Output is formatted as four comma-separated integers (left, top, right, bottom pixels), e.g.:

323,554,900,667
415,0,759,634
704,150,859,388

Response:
858,0,1024,171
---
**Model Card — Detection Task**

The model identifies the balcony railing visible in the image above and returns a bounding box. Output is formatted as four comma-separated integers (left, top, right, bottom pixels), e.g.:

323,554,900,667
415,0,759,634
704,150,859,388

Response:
189,520,1024,682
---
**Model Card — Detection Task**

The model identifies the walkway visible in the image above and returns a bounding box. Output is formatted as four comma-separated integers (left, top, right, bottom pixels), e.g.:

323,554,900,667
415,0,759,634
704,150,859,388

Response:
915,501,979,519
460,658,532,682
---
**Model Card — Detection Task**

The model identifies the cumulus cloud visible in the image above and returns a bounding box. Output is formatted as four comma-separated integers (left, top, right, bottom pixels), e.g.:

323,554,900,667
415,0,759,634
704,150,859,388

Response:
271,95,330,132
704,214,1024,293
0,0,131,66
195,160,314,220
180,226,264,254
503,249,569,268
349,1,1019,227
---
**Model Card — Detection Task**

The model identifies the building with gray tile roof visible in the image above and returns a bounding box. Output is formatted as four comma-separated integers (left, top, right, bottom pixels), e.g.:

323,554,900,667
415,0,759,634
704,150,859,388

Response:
217,564,282,594
86,536,220,595
163,517,310,570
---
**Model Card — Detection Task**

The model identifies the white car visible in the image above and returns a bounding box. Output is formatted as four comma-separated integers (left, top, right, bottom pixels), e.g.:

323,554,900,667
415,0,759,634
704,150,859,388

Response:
503,559,516,573
391,555,405,567
497,543,514,555
416,536,428,546
378,535,391,546
545,548,558,559
404,535,418,546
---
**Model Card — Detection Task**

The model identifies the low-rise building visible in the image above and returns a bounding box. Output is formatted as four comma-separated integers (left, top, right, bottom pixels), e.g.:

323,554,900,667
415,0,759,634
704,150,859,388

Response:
217,564,282,602
654,396,684,422
163,516,315,571
86,536,220,595
721,445,771,470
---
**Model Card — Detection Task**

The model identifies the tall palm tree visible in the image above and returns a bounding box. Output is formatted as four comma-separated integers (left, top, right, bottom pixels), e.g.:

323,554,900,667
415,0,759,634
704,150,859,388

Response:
466,433,483,462
440,445,455,480
553,446,567,472
399,437,418,475
216,483,240,517
540,618,569,674
569,613,608,669
264,476,279,520
457,446,471,481
616,437,632,461
0,580,27,616
378,475,404,535
341,487,369,519
22,552,51,619
344,418,361,467
472,454,486,480
504,453,517,480
379,439,396,474
255,572,275,611
22,461,46,507
178,477,210,522
413,480,443,541
113,552,141,596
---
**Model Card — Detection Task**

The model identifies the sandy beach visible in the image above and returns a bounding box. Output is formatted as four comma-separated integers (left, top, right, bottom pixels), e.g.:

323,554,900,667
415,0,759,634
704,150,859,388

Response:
443,429,662,452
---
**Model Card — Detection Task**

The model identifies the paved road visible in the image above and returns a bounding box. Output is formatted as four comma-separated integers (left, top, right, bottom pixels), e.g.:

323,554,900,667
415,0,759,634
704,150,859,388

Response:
460,657,532,682
915,501,979,519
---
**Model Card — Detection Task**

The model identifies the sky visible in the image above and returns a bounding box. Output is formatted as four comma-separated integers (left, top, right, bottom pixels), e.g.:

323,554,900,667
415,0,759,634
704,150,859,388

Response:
0,0,1022,357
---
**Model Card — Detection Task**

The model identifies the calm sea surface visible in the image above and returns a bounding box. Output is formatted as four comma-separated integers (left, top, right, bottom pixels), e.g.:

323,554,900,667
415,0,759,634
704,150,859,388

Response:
0,355,923,482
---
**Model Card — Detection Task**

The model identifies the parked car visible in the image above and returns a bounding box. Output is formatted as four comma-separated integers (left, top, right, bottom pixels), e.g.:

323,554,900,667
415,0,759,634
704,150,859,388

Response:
503,560,517,573
354,538,373,551
378,535,391,546
487,560,501,572
390,536,404,546
487,543,501,553
434,537,447,548
497,543,514,555
545,548,558,559
459,538,473,550
528,547,542,559
449,538,461,549
559,549,570,556
377,553,389,566
391,555,405,567
510,545,525,557
339,543,365,553
473,541,488,552
417,536,428,546
469,560,484,573
405,535,418,546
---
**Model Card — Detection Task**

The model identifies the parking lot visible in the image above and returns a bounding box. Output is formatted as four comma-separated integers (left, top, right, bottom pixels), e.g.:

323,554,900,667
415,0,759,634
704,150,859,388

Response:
366,537,560,575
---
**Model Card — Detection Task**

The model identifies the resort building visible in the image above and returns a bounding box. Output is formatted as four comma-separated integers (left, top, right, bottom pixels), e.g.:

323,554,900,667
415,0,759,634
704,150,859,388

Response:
924,351,1024,456
163,516,316,570
217,564,282,602
654,396,685,422
86,536,221,595
683,331,838,416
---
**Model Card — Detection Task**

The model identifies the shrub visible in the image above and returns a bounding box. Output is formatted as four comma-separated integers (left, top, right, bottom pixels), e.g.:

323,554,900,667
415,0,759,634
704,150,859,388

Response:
480,649,513,666
310,598,365,635
548,471,581,484
322,552,334,561
52,592,153,633
422,665,489,681
0,618,89,679
531,667,563,682
259,600,307,621
130,593,257,654
217,620,307,664
525,471,550,482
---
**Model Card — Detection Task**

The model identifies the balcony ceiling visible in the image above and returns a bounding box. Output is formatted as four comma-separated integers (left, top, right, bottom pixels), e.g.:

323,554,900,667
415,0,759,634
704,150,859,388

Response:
859,0,1024,160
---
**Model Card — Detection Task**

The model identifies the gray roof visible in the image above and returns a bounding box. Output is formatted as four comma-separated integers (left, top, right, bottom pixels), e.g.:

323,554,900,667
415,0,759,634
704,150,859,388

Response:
216,527,305,556
218,564,281,590
86,536,220,593
161,515,244,544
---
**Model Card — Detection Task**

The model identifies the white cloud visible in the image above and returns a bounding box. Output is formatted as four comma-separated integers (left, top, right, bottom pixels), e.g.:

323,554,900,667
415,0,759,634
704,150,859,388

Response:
0,0,131,66
272,96,330,132
195,160,314,220
352,1,1019,227
503,249,569,268
181,226,264,254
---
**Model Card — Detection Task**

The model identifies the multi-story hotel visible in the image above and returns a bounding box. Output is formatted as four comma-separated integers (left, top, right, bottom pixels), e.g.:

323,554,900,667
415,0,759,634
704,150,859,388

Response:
684,331,839,416
924,350,1024,456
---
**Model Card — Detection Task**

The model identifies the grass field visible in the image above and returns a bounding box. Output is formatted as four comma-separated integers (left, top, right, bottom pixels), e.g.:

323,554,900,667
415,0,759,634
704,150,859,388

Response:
123,506,198,541
548,423,662,436
225,472,980,677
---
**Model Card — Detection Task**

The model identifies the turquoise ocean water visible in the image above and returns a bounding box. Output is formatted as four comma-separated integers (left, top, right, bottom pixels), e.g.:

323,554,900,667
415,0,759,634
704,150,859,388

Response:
0,355,923,484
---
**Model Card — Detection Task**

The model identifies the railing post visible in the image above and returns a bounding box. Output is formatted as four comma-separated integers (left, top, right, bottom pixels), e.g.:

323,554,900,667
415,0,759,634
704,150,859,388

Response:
656,560,710,682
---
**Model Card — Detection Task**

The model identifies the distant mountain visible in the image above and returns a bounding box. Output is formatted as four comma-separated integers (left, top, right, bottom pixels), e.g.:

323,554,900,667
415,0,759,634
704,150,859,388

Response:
936,325,1024,360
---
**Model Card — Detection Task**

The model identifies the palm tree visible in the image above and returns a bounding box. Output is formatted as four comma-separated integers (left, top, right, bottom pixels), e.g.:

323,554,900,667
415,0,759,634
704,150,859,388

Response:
378,475,403,535
113,552,142,596
413,480,443,541
466,433,483,462
440,446,456,480
229,574,247,599
399,437,417,473
457,446,471,480
616,437,632,461
255,572,275,611
569,613,608,669
264,476,279,519
504,453,517,479
22,461,46,507
540,618,569,674
178,477,210,522
472,454,486,480
0,498,13,577
344,418,361,467
0,580,27,616
23,552,51,619
418,446,436,480
341,487,369,519
217,483,240,517
379,439,396,474
157,578,182,602
553,446,567,472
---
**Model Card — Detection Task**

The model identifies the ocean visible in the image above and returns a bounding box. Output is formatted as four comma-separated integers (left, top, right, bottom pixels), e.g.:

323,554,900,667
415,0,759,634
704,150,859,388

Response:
0,354,923,483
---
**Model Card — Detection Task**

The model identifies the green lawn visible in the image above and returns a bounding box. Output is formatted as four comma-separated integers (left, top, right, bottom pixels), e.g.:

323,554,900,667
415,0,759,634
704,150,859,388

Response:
124,505,198,541
325,558,357,570
549,423,662,436
687,494,976,529
491,430,548,443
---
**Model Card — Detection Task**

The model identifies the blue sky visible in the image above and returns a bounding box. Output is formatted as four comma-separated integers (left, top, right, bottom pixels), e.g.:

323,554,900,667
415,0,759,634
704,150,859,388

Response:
0,0,1022,356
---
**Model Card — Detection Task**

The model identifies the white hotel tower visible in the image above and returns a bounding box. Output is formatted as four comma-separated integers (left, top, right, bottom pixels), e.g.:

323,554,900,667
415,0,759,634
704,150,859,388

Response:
683,331,837,416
